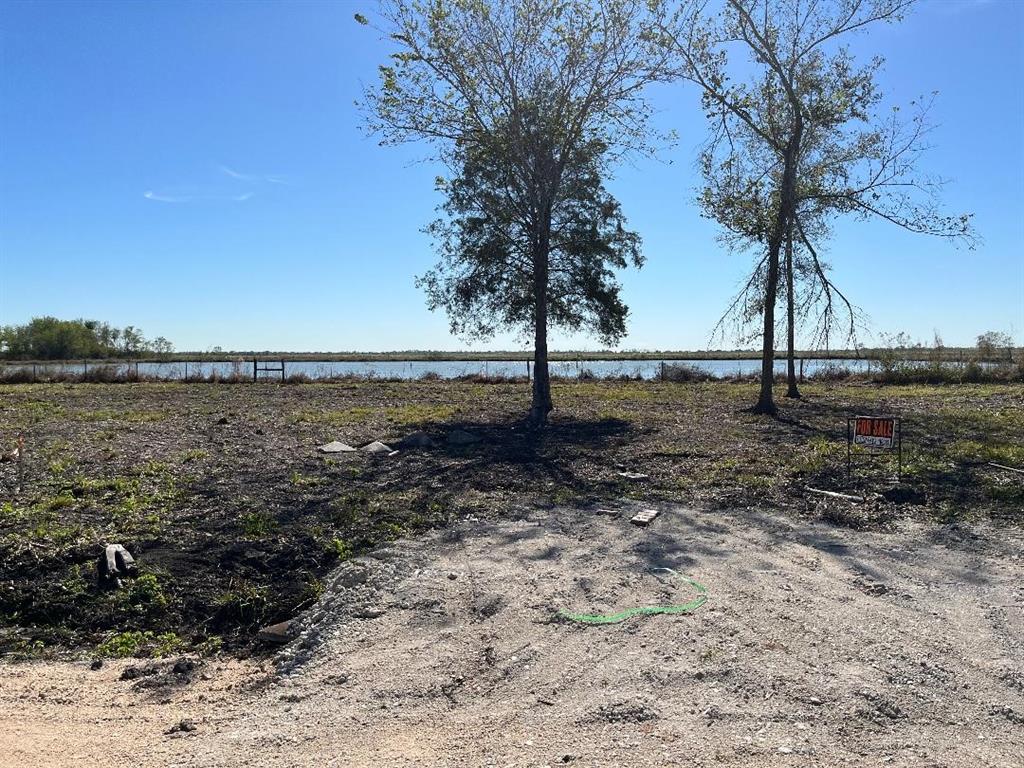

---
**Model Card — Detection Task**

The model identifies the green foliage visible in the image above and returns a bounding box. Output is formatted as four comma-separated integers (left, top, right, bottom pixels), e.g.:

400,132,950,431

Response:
95,630,182,659
216,582,270,626
325,537,354,560
129,573,169,611
0,317,173,360
179,449,210,464
290,471,321,488
241,510,278,538
361,0,671,420
421,124,643,345
976,331,1015,360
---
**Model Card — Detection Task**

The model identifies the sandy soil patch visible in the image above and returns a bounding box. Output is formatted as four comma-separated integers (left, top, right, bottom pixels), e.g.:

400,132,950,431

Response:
3,502,1020,767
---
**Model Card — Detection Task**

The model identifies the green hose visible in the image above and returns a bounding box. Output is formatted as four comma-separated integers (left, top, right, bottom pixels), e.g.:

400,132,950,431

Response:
558,568,708,625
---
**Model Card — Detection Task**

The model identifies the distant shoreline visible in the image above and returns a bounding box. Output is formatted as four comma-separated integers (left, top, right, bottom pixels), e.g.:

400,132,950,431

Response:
1,347,1018,364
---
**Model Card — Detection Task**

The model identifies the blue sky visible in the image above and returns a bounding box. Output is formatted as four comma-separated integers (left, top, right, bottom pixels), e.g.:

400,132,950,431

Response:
0,0,1021,352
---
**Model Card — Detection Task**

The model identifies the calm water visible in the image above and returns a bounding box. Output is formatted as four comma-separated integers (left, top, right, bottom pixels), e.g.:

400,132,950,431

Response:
3,357,878,380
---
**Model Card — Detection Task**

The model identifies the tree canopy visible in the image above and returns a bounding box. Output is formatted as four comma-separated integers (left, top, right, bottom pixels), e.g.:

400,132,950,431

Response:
360,0,673,423
661,0,977,413
0,318,173,360
419,117,643,345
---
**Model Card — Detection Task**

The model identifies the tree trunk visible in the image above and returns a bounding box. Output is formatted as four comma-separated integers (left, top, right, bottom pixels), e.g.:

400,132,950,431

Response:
528,223,553,426
754,237,780,415
785,225,801,399
754,134,801,415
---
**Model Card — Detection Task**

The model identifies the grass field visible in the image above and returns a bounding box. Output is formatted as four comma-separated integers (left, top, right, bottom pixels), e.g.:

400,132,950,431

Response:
1,379,1021,659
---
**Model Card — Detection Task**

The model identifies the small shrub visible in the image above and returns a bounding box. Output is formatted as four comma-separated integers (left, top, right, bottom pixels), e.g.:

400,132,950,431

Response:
95,630,182,658
661,363,714,383
325,537,354,560
241,510,278,538
216,582,270,626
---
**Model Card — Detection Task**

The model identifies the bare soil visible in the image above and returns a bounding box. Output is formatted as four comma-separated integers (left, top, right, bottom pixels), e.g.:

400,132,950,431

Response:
0,380,1021,657
1,502,1021,767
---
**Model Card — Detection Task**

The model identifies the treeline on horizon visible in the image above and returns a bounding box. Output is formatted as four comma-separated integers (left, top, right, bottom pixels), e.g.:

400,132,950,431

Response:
0,317,174,361
0,316,1018,364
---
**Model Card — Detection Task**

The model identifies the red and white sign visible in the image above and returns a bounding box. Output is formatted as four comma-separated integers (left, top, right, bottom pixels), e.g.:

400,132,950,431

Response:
853,416,896,449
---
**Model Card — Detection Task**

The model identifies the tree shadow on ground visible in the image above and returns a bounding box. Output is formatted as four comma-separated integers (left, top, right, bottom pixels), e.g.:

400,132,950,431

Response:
480,503,1006,593
359,415,638,502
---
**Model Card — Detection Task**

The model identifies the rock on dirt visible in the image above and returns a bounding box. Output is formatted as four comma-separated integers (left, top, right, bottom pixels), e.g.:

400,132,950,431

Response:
617,471,649,480
257,620,293,645
166,719,198,735
120,663,160,681
317,441,356,453
629,508,660,526
360,441,392,454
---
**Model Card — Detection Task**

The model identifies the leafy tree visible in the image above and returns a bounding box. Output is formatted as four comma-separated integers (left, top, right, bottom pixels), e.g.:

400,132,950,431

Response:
359,0,672,424
151,337,175,357
420,120,643,369
662,0,976,414
976,331,1014,360
0,318,169,359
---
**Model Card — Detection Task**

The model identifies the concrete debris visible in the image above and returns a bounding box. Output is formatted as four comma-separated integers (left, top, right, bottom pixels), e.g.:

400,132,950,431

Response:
98,544,138,585
258,620,294,645
629,509,660,527
318,441,356,453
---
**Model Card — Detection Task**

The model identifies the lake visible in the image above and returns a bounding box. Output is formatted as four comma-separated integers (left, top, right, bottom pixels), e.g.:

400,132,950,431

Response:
3,357,879,380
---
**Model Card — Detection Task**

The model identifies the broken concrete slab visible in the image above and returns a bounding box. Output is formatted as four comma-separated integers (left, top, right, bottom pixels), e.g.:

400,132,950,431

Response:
98,543,138,585
629,509,660,527
258,620,293,645
617,472,649,481
361,441,393,454
318,441,356,453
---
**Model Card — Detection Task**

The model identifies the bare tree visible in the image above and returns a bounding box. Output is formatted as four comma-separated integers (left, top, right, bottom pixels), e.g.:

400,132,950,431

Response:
663,0,975,414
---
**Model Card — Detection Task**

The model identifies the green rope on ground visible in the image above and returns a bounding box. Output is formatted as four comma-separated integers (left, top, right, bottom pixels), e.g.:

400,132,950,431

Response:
558,568,708,625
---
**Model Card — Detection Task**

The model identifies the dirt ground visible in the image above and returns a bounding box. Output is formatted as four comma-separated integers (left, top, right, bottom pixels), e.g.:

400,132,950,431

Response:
3,502,1021,767
2,380,1021,658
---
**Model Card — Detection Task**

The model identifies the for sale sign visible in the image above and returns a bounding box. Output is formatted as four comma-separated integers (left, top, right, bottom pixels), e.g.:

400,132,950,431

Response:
853,416,896,448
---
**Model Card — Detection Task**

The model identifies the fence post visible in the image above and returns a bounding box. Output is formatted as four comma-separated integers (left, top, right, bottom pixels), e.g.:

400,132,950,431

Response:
253,359,257,382
280,360,285,382
32,363,36,382
527,360,531,381
799,358,804,383
660,361,665,381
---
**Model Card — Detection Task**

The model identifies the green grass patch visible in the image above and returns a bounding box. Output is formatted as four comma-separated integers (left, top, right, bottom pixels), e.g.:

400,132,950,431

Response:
95,630,183,659
241,510,278,538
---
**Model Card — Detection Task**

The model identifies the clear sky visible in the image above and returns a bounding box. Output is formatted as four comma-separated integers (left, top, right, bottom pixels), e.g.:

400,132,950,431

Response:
1,0,1021,353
